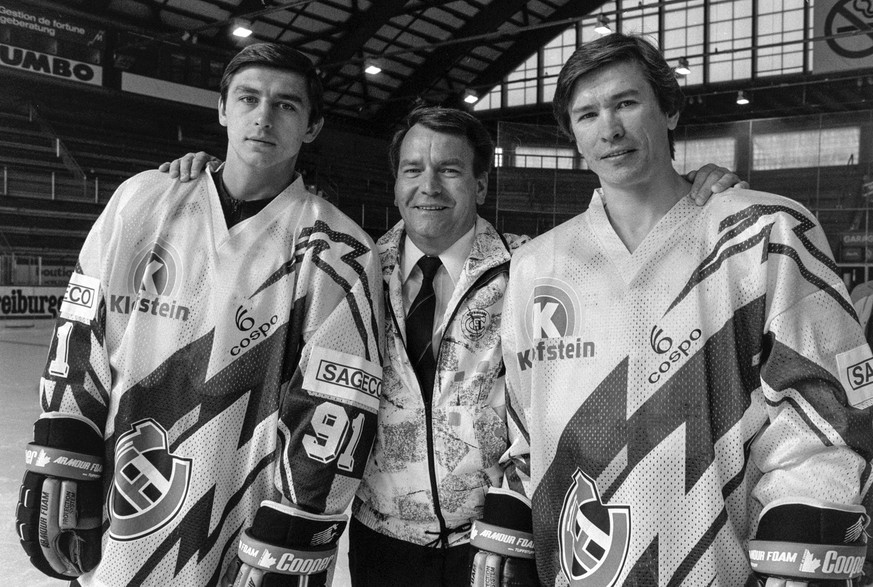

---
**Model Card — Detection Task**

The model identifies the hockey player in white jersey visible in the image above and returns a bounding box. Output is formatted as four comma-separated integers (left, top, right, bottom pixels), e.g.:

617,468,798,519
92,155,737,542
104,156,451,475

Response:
15,43,384,586
473,33,873,586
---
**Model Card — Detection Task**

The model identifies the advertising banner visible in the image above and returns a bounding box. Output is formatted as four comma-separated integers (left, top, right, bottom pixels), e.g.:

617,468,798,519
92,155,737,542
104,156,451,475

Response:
0,286,66,320
0,1,104,48
0,43,102,85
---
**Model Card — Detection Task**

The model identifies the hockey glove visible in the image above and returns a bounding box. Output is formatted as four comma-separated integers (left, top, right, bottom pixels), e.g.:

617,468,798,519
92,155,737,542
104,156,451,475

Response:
220,502,347,587
470,488,538,587
747,498,869,587
16,417,104,580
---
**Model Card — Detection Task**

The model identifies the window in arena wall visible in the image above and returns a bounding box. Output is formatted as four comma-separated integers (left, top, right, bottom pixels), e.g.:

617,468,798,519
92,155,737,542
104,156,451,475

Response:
494,147,504,168
673,137,737,175
506,54,538,108
473,88,501,111
709,0,753,83
542,27,577,104
663,0,705,87
752,127,861,170
756,0,807,77
514,146,576,170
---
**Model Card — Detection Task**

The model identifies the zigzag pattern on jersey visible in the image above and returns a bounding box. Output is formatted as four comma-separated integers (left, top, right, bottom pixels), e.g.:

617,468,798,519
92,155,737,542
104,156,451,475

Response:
667,204,855,320
253,219,382,365
532,297,765,586
761,337,873,477
112,325,285,584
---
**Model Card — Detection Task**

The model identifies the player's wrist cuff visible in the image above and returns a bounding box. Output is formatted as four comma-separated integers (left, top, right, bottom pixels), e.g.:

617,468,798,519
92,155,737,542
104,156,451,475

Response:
470,519,535,559
748,539,866,581
236,529,338,575
24,444,103,481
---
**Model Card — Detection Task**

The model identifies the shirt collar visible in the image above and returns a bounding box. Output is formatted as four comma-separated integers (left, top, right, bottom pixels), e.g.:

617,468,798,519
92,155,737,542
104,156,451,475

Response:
400,220,477,287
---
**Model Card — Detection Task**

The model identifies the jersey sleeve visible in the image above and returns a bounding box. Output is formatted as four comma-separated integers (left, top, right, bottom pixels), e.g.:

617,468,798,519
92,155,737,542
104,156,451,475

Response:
751,205,873,510
274,218,385,515
37,181,132,440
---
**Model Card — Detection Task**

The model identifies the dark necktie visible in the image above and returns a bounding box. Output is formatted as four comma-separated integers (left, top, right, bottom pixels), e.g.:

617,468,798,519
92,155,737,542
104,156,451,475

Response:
406,256,442,403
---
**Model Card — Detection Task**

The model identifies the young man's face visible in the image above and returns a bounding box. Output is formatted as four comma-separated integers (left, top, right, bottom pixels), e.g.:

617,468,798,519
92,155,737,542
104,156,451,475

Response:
567,60,678,192
219,65,322,178
393,123,487,255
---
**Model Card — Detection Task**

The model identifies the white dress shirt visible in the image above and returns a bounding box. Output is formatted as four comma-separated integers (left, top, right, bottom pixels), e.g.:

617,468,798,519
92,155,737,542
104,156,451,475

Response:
400,221,477,356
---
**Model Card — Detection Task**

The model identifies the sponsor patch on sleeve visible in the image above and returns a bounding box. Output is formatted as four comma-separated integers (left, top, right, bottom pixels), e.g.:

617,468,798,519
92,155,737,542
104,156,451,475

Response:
60,273,101,323
836,344,873,408
303,347,382,413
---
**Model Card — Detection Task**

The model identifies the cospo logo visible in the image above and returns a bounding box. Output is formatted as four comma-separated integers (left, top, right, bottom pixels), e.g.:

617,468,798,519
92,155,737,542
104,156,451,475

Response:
647,325,702,384
231,307,279,356
524,279,579,341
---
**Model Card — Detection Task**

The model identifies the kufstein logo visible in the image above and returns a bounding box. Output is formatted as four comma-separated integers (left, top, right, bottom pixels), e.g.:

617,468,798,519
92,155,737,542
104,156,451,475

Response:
558,468,631,586
108,419,191,541
462,308,490,341
110,240,191,322
518,278,594,372
232,306,279,356
647,325,702,384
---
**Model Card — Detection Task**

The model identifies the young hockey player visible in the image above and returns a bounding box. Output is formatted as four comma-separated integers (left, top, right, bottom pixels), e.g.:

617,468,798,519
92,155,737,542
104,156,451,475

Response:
15,43,383,586
475,33,873,586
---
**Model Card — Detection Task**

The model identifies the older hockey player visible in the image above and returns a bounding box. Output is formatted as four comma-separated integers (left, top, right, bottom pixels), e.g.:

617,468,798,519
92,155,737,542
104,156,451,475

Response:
15,43,383,587
485,32,873,586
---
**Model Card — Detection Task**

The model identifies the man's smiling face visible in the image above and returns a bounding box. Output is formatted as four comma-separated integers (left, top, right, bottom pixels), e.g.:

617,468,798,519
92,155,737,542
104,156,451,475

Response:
393,123,487,255
568,59,679,192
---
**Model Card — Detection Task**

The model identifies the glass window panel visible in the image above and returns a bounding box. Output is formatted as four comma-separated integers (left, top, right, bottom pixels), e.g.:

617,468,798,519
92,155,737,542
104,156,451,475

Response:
753,128,861,170
515,146,576,170
673,137,737,175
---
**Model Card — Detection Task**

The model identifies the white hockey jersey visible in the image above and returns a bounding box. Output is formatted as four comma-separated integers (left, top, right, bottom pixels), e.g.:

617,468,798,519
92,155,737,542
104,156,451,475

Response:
501,188,873,586
39,169,383,586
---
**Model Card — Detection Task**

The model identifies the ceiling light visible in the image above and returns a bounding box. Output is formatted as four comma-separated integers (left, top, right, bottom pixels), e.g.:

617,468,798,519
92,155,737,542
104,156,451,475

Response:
232,21,253,38
364,59,382,75
736,90,749,105
675,56,691,76
595,15,612,36
463,90,479,104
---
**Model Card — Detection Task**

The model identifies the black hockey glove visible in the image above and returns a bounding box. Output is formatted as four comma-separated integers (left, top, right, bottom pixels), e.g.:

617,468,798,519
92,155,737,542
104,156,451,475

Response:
746,498,869,587
220,502,347,587
16,417,104,580
470,488,538,587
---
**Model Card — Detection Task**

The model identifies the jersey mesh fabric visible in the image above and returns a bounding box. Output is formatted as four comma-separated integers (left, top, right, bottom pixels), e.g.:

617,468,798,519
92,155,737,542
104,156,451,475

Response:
38,169,383,586
501,188,873,587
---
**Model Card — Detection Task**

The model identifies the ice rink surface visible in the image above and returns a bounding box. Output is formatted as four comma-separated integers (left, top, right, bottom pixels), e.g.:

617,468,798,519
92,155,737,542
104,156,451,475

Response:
0,320,351,586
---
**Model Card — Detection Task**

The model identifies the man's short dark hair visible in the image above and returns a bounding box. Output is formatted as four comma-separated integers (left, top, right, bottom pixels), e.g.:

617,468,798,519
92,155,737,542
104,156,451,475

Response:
220,42,323,125
388,106,494,178
552,33,684,158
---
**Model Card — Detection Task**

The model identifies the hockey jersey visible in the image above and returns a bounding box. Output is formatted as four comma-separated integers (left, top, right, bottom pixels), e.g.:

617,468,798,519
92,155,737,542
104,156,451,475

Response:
38,169,383,586
501,188,873,586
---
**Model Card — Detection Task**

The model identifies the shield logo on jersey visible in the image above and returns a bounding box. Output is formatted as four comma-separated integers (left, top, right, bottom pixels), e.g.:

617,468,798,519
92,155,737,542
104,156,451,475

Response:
109,419,192,541
558,468,631,586
524,278,580,342
129,240,182,297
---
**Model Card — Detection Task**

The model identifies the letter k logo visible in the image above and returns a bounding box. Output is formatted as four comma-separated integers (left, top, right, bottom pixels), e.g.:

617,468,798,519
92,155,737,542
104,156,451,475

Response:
141,258,166,295
533,301,562,338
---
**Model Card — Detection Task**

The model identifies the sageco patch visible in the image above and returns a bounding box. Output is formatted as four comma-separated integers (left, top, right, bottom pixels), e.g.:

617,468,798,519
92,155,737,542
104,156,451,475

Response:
303,347,381,413
60,273,100,323
836,344,873,408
